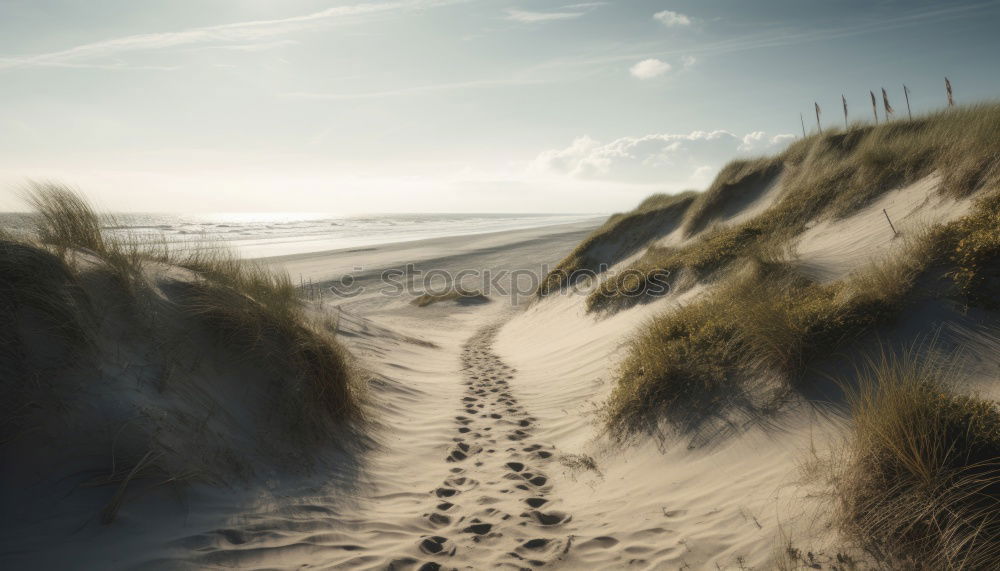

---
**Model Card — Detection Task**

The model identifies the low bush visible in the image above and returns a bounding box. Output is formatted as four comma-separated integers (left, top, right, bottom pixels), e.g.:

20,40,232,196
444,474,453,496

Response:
838,349,1000,569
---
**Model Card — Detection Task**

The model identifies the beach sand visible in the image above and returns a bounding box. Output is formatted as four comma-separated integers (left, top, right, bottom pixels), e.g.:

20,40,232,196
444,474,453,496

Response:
5,175,998,570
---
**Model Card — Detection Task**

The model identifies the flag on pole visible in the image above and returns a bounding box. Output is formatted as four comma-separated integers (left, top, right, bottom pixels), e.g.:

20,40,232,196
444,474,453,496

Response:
870,90,879,124
842,95,848,128
882,88,894,117
945,77,955,106
815,102,822,132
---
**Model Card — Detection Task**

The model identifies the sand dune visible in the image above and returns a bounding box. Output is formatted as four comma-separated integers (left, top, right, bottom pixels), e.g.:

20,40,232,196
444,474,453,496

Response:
6,176,999,568
5,109,1000,570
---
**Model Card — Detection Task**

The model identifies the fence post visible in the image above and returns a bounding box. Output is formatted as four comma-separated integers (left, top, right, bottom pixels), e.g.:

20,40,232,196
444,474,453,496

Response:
882,209,898,237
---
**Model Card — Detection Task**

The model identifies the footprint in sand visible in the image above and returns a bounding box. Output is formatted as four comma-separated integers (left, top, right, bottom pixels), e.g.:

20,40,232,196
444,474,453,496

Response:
418,535,455,555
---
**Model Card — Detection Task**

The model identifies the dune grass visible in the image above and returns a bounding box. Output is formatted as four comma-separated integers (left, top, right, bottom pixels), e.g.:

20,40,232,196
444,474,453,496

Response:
9,183,361,431
22,182,168,294
587,103,1000,312
605,230,942,435
681,157,783,236
947,191,1000,309
603,103,1000,437
837,348,1000,569
536,191,697,296
0,239,89,348
605,175,999,439
0,239,92,444
588,222,767,311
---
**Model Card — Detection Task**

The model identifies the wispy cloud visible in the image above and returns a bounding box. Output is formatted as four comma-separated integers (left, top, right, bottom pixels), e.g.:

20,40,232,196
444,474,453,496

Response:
201,39,302,53
505,9,585,23
283,77,551,100
505,2,606,23
653,10,691,27
0,0,462,71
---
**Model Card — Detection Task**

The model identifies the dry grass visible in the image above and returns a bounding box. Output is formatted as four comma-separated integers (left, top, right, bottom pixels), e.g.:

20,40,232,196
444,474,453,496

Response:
24,182,107,253
588,222,766,312
947,191,1000,308
537,191,697,296
0,239,91,443
605,231,942,435
23,182,154,292
8,184,361,432
681,157,783,236
588,103,1000,311
837,348,1000,569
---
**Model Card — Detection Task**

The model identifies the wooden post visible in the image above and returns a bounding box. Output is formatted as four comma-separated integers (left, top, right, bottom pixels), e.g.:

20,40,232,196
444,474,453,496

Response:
882,208,898,237
904,85,912,120
870,91,879,125
842,95,848,130
815,102,822,133
800,113,806,138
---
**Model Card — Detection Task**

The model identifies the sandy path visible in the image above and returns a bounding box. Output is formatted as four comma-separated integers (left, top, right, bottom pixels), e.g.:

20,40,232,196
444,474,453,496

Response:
106,223,601,570
413,325,573,568
156,318,578,571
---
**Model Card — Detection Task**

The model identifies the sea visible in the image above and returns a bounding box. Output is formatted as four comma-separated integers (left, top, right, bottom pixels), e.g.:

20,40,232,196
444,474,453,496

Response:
0,212,601,259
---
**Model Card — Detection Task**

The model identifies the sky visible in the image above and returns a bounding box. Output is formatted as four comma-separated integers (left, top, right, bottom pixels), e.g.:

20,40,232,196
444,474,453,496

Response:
1,0,999,214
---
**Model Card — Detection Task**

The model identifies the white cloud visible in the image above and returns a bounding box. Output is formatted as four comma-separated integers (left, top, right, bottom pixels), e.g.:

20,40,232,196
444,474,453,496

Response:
0,0,460,70
533,130,795,184
629,58,671,79
738,131,796,152
653,10,692,27
681,55,697,69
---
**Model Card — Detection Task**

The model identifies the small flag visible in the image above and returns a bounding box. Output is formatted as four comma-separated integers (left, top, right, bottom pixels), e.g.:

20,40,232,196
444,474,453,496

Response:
870,90,879,124
882,88,894,116
945,77,954,106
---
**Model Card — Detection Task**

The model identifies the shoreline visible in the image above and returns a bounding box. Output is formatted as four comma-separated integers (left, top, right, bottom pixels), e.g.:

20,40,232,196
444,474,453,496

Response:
263,217,604,285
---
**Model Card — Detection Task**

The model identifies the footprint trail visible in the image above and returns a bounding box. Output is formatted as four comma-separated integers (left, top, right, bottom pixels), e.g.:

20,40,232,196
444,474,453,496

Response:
406,325,573,569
